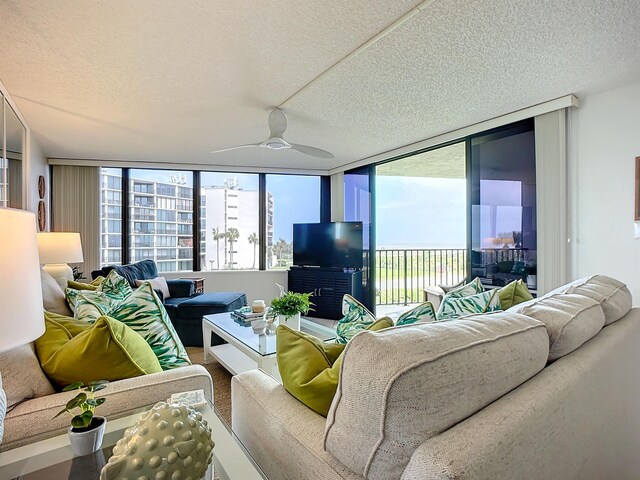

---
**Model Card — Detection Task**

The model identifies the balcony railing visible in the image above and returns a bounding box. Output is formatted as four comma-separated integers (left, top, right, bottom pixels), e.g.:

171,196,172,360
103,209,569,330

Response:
375,249,467,305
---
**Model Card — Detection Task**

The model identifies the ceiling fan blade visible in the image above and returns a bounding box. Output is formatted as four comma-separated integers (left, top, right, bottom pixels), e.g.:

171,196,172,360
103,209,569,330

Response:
290,143,335,159
210,144,261,154
268,108,288,138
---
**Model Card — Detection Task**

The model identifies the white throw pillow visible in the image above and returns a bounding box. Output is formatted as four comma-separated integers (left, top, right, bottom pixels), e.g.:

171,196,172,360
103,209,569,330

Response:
136,277,171,300
40,268,73,317
0,344,55,410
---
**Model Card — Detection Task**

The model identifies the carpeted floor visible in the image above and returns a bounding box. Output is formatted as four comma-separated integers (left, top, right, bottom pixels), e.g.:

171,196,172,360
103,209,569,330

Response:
186,347,233,427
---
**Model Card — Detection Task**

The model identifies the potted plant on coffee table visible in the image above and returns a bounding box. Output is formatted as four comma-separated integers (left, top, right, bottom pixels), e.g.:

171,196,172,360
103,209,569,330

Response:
54,380,109,456
268,290,313,330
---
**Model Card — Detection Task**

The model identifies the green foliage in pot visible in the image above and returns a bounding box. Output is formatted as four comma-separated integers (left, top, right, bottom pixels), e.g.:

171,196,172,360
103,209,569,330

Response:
526,264,537,276
53,380,108,430
269,291,314,319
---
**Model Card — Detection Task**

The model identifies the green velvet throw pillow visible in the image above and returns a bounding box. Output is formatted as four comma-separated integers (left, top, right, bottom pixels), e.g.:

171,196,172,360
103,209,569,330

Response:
497,280,534,309
36,312,162,389
277,317,393,417
335,294,377,344
396,301,437,326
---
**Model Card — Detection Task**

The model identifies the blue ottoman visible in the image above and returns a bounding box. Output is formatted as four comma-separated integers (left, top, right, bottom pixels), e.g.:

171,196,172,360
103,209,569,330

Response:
164,292,247,347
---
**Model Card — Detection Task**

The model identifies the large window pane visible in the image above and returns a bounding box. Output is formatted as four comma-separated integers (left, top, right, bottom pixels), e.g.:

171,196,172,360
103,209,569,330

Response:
375,143,467,306
100,168,123,266
470,120,536,288
200,173,259,270
266,175,321,269
129,169,194,273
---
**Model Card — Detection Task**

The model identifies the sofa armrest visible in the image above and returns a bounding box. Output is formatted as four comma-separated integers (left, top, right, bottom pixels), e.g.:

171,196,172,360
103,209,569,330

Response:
1,365,213,452
167,279,196,298
232,370,361,480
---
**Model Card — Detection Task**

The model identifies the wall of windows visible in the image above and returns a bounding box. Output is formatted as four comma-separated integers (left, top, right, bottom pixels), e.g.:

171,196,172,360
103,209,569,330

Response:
99,168,327,272
266,175,321,269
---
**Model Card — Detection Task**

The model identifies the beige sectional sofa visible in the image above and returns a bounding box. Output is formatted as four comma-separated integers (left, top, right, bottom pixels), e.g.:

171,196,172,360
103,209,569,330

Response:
232,275,640,479
0,343,213,452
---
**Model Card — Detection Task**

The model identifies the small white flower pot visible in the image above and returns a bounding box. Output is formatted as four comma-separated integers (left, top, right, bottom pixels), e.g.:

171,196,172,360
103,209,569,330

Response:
68,416,107,457
279,312,301,330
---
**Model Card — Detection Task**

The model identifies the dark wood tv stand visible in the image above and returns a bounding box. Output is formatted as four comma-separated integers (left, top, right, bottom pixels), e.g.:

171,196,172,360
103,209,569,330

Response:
288,268,363,320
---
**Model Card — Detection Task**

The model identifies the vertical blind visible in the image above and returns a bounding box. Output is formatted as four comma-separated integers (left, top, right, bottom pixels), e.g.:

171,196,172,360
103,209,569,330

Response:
52,165,101,277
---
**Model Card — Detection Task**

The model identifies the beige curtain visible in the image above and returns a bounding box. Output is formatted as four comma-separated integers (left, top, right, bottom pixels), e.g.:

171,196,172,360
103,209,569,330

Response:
534,109,568,294
52,165,101,278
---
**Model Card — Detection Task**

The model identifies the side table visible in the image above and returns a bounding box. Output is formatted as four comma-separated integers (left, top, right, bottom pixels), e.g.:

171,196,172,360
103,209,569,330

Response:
181,277,205,294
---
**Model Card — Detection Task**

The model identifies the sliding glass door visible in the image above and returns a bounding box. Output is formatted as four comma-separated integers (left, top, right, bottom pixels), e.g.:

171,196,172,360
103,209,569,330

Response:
374,142,467,308
346,118,537,313
469,119,536,289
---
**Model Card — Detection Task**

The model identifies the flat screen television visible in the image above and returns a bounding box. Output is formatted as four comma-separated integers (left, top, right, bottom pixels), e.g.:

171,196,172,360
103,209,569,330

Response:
293,222,363,269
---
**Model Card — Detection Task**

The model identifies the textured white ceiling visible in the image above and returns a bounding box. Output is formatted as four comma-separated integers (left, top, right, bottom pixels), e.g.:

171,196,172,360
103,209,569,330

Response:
1,0,639,172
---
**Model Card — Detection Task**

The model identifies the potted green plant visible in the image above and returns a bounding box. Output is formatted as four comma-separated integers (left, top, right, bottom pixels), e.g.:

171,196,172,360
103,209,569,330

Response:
268,290,313,330
54,380,108,456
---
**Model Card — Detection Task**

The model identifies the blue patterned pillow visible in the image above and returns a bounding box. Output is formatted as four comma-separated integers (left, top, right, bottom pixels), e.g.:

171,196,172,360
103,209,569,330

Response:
335,295,376,344
396,302,437,326
437,289,501,321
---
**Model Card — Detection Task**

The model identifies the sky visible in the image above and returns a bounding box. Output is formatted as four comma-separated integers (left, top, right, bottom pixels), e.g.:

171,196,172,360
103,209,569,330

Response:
375,176,467,249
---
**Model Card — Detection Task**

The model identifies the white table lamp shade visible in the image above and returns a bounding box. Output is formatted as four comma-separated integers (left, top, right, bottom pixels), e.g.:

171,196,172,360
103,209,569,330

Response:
37,232,84,264
0,208,45,352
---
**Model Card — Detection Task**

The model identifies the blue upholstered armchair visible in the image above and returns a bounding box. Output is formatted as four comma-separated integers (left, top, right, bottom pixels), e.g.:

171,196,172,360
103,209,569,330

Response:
91,259,247,347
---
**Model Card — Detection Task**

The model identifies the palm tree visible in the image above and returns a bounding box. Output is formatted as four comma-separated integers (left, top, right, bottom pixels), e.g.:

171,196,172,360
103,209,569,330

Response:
226,227,240,269
212,227,225,270
248,232,259,269
273,237,288,267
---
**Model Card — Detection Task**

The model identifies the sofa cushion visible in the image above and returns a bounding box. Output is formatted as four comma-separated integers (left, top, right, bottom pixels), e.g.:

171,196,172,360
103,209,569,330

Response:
323,312,549,479
1,365,213,452
437,289,501,320
109,282,191,370
276,317,393,417
335,294,376,344
498,279,534,309
40,268,73,317
548,275,632,325
164,292,247,319
395,301,437,326
0,343,55,410
35,313,162,388
508,293,605,361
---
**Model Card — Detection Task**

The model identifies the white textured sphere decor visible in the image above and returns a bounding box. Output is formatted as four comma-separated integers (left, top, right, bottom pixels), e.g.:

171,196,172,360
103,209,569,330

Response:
100,401,215,480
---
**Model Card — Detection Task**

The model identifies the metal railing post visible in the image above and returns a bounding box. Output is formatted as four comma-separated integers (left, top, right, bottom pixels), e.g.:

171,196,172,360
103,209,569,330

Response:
403,249,408,305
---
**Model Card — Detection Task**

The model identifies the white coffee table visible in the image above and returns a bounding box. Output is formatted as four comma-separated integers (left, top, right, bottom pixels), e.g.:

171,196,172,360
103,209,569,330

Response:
0,399,265,480
202,313,336,378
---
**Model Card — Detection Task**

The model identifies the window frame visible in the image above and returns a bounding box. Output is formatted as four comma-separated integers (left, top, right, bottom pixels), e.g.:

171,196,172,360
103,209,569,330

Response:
101,168,330,272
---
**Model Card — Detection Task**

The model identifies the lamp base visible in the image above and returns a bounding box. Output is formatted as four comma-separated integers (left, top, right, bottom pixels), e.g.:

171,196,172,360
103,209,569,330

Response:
42,263,73,290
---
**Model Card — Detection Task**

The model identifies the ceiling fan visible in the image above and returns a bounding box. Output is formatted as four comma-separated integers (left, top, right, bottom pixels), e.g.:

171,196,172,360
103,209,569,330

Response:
210,107,334,159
